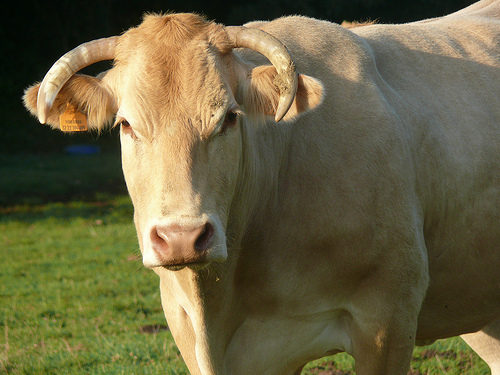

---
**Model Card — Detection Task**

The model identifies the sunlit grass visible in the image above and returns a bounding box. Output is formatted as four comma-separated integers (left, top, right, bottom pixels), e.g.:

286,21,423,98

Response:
1,196,188,374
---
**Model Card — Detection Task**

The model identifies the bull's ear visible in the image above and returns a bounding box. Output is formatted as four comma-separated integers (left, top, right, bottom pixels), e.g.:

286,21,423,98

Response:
23,74,116,131
241,65,323,122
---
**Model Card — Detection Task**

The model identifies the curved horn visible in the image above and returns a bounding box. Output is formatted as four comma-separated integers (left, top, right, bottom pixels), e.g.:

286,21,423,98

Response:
37,36,119,124
226,26,298,122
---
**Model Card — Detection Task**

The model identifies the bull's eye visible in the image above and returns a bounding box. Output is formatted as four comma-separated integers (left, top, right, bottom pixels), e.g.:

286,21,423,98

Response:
116,119,136,139
119,120,131,129
220,110,238,134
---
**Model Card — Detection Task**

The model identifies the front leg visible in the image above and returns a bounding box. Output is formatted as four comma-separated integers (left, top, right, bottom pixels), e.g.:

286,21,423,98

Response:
350,315,417,375
348,263,427,374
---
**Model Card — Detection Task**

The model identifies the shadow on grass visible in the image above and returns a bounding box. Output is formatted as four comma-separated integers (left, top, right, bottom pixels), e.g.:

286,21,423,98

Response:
0,152,128,207
0,151,133,223
0,196,134,224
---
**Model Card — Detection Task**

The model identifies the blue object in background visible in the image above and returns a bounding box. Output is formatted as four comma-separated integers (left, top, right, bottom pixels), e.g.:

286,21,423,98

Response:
64,145,101,155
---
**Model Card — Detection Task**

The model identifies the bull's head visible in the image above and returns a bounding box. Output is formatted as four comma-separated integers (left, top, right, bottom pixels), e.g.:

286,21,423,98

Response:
24,13,323,272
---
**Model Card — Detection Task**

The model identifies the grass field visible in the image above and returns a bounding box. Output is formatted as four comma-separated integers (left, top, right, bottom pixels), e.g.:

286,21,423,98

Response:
0,152,490,374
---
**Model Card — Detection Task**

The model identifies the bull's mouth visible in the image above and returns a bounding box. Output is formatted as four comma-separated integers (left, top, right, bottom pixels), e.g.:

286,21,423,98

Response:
159,261,210,272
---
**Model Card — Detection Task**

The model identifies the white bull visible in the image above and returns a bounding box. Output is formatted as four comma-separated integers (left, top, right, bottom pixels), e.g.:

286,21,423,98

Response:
24,0,500,373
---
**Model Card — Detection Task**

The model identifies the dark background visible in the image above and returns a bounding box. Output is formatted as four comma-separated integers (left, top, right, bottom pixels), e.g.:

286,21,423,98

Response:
2,0,476,154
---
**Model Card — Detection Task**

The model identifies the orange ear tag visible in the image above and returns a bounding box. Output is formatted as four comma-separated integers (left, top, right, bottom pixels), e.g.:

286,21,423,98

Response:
60,103,88,132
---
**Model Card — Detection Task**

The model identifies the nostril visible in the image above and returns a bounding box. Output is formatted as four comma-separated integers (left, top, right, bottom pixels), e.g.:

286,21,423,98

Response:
195,222,214,252
152,226,168,247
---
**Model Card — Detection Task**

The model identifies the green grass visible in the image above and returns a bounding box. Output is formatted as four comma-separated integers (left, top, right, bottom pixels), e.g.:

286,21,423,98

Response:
0,152,491,374
1,196,188,374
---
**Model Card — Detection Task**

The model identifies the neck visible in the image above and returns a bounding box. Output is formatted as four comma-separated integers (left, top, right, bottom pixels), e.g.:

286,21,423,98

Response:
229,117,292,243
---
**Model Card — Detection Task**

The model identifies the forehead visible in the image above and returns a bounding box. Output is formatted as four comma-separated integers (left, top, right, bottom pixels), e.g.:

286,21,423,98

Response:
113,13,235,134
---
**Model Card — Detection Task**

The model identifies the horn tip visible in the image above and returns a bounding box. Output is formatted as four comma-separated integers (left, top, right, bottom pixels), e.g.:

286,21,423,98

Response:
36,90,52,125
274,110,286,122
37,107,48,124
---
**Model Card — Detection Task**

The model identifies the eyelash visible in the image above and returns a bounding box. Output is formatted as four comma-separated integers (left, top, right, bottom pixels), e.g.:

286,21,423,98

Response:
115,119,136,138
